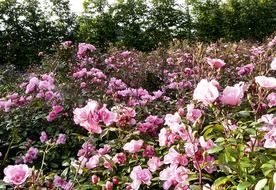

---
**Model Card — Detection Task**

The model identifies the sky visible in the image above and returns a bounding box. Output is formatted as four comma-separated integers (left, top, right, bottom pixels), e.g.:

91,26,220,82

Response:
69,0,85,13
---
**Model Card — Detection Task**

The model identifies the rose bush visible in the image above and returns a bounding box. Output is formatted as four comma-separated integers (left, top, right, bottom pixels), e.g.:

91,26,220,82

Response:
0,36,276,190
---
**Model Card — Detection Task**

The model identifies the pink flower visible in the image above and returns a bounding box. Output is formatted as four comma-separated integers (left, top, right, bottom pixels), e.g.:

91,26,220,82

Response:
53,105,63,114
3,164,31,185
97,144,111,155
271,58,276,70
25,77,39,94
130,166,152,190
38,81,54,91
147,157,163,172
40,131,48,143
207,58,226,69
73,101,102,134
47,111,57,122
77,43,96,59
164,112,182,133
123,140,143,153
255,76,276,89
221,82,245,106
112,153,127,165
264,127,276,148
193,79,219,105
86,155,100,169
105,181,113,190
159,165,177,190
236,64,254,76
91,175,99,184
164,147,188,166
186,104,202,123
267,93,276,107
158,128,175,147
174,166,190,183
98,106,117,126
121,51,131,57
199,136,215,150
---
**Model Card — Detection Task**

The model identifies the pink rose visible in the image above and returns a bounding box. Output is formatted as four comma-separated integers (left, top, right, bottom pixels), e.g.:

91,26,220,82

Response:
25,77,39,94
221,82,245,106
186,104,202,123
199,136,215,150
98,106,117,126
3,164,31,185
73,101,102,134
123,140,143,153
207,58,226,69
264,127,276,148
147,157,163,172
130,166,152,190
164,147,188,166
193,79,219,105
267,93,276,107
271,58,276,70
158,128,175,147
164,113,182,133
255,76,276,89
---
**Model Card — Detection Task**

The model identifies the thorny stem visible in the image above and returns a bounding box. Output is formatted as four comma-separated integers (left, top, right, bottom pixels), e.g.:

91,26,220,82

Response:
37,143,50,180
186,128,203,190
2,134,14,166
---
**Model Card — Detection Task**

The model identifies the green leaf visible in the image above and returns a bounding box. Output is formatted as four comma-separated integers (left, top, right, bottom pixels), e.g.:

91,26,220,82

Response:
254,179,267,190
213,176,232,189
207,146,224,154
237,182,251,190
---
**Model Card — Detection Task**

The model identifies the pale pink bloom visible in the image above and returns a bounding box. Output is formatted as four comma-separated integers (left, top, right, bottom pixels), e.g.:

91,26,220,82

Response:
185,142,198,157
105,181,113,190
158,128,176,147
236,63,254,76
264,127,276,148
121,51,131,57
97,144,111,155
91,175,99,184
164,112,182,133
25,77,39,94
271,58,276,70
221,82,245,106
112,153,127,164
147,157,163,172
159,165,177,190
3,164,31,185
207,58,226,69
123,140,143,153
38,81,54,91
255,76,276,89
77,43,96,59
267,93,276,107
199,136,215,150
86,155,100,169
164,147,188,166
73,101,102,134
193,79,219,105
174,166,190,184
98,106,117,126
186,104,202,123
130,166,152,190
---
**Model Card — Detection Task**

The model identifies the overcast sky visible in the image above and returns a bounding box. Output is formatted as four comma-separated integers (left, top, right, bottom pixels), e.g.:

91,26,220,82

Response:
69,0,85,13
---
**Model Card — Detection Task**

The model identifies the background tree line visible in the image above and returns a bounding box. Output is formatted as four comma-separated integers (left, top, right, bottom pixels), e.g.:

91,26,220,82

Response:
0,0,276,68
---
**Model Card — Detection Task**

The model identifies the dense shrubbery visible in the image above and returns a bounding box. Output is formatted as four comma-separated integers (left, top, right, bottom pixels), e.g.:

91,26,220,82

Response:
0,36,276,189
1,0,276,67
